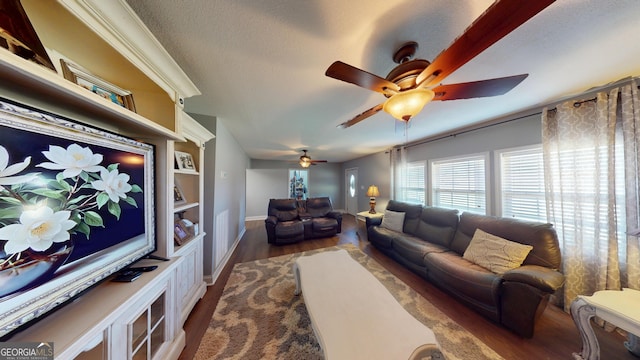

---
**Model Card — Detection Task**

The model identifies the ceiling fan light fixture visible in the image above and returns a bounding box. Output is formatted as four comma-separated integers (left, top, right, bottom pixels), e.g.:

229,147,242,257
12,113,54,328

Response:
299,153,311,167
383,88,435,121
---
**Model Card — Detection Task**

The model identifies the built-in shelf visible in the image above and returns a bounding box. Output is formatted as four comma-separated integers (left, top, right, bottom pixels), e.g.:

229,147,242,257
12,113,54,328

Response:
0,1,210,358
175,202,200,213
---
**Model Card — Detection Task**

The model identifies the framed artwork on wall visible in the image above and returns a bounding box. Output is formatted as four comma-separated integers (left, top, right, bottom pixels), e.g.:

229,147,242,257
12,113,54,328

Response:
289,169,308,200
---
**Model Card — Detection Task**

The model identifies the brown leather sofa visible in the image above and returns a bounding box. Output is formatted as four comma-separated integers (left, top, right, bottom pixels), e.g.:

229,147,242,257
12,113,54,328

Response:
266,197,342,245
367,200,564,338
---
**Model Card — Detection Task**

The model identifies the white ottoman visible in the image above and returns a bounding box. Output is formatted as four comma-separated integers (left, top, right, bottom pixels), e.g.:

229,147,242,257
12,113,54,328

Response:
293,249,442,360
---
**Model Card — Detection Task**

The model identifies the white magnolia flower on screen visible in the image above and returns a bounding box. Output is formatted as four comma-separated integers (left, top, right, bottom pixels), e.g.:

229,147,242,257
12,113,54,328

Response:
0,206,76,254
37,144,104,178
0,145,39,190
92,168,132,202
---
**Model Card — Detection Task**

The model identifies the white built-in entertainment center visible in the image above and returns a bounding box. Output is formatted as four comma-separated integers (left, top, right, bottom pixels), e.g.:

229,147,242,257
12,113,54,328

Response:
0,1,213,358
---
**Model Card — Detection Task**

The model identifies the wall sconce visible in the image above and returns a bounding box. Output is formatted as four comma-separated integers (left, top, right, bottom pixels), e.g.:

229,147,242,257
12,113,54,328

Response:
366,185,380,214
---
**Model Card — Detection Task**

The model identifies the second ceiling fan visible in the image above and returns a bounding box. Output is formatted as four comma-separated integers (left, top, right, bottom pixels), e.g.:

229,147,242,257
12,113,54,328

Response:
299,150,327,168
325,0,555,129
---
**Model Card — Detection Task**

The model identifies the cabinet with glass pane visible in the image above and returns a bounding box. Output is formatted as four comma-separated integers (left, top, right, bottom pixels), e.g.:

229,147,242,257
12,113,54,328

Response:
110,260,180,360
130,293,165,359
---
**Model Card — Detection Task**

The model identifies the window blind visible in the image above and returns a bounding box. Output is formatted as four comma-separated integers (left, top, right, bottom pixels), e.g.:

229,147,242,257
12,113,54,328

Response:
431,155,487,214
403,161,425,204
498,147,547,222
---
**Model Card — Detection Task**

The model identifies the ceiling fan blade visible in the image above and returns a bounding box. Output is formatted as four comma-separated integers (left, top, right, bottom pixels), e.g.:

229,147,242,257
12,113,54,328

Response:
432,74,528,101
311,160,328,163
416,0,555,87
326,61,400,94
337,104,384,129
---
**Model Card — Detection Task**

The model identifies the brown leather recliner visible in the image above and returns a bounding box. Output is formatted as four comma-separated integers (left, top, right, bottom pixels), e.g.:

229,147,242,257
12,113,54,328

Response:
265,199,305,244
265,197,342,245
300,197,342,239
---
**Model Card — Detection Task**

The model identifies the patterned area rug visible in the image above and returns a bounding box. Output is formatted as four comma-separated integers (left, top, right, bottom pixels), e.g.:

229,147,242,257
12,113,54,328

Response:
195,244,503,360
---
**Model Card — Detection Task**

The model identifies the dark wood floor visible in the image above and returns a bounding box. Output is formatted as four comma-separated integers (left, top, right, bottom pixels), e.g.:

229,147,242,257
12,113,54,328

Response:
179,214,636,360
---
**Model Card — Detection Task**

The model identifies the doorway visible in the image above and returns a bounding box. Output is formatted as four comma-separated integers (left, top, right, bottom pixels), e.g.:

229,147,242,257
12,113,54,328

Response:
345,168,358,215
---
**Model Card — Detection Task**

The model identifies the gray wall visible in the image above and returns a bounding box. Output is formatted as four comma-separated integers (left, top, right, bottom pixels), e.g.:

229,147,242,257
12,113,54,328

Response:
342,151,391,214
341,112,542,215
246,169,288,219
191,113,249,276
247,160,342,218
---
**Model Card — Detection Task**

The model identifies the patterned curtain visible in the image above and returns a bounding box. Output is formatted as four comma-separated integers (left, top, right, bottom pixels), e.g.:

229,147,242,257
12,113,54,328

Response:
391,146,408,201
542,80,640,311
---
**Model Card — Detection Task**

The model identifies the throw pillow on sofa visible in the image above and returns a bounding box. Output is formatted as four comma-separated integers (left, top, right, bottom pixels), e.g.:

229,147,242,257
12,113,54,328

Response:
380,210,405,232
463,229,533,274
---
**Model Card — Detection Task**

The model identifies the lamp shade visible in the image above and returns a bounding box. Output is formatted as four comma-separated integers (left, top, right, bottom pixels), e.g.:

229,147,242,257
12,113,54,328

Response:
383,88,435,121
366,185,380,197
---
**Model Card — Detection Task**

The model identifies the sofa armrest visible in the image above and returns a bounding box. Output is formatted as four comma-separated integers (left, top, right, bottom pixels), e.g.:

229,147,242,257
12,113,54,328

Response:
265,215,278,226
366,216,383,227
298,211,312,220
327,210,342,220
502,265,565,293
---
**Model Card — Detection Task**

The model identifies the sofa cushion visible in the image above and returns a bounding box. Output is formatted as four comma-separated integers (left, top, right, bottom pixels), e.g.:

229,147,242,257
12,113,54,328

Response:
381,210,405,232
368,226,400,249
392,235,449,267
450,212,561,269
424,251,502,320
312,217,338,232
268,198,299,221
412,206,459,247
463,229,533,274
385,200,423,234
306,197,334,217
275,221,304,239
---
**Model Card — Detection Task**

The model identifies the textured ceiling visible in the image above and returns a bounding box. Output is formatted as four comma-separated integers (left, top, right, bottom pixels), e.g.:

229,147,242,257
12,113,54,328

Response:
126,0,640,163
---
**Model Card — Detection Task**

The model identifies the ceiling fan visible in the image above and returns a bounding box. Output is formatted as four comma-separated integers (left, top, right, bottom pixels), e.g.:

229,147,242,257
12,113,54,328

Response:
325,0,555,128
299,150,327,168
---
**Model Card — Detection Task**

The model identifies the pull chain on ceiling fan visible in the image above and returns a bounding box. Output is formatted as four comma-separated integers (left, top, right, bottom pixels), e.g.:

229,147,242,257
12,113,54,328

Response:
325,0,556,128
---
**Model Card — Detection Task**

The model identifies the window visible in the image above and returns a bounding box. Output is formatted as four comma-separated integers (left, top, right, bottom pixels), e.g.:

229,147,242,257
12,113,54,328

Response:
349,174,355,197
397,161,425,204
431,154,488,214
496,146,547,222
546,143,626,249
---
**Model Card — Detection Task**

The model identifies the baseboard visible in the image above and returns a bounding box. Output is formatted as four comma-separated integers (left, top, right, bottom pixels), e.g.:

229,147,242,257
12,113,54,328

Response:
204,227,243,286
245,215,266,221
166,328,186,360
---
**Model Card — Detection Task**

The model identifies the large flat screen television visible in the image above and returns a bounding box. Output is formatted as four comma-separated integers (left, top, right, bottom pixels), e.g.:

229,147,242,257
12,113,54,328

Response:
0,99,156,338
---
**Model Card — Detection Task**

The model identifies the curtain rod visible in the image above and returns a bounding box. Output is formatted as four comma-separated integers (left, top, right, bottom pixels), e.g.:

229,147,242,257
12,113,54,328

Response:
398,78,639,150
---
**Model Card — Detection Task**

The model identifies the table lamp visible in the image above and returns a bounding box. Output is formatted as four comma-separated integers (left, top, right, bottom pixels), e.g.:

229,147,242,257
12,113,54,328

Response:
366,185,380,214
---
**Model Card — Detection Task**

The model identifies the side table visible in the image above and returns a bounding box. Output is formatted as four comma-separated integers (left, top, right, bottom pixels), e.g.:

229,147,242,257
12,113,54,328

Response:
356,211,384,238
571,288,640,360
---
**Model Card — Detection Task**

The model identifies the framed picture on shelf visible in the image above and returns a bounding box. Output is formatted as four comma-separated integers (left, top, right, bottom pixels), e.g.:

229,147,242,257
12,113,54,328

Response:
0,0,56,71
173,221,190,245
175,150,196,171
173,179,186,205
60,59,136,112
